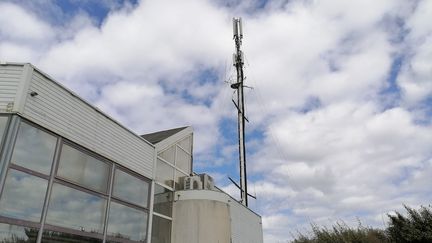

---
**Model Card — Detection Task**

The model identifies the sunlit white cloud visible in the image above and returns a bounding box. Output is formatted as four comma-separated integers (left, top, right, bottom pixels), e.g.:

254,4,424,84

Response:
1,0,431,242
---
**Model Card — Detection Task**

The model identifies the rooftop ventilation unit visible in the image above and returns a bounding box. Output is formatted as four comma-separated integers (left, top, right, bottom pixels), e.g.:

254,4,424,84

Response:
183,175,202,190
200,174,215,190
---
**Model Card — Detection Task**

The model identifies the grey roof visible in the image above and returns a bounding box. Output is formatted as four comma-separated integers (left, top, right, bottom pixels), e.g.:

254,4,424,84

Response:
141,126,188,144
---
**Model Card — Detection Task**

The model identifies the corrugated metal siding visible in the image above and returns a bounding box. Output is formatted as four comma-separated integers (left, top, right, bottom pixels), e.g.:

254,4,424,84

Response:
230,201,263,243
22,69,155,178
0,64,24,112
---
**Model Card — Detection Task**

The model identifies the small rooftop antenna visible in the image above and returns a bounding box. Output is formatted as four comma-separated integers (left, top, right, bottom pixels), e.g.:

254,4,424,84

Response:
231,17,250,207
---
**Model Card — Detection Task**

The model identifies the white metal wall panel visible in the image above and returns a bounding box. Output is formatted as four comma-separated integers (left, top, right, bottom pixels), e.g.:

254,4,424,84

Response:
0,64,24,112
22,68,155,178
229,201,263,243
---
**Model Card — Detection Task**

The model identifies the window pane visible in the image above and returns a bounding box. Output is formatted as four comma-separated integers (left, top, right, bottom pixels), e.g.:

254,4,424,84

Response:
0,116,8,148
113,169,149,208
178,136,191,154
0,223,39,242
46,183,106,234
175,146,191,174
151,215,171,243
153,184,172,217
0,169,47,222
156,159,174,188
11,122,57,174
42,229,103,243
57,144,110,193
107,202,148,242
159,146,175,165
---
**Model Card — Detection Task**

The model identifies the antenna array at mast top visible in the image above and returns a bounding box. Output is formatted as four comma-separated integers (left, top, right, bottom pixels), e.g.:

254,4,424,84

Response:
233,18,243,40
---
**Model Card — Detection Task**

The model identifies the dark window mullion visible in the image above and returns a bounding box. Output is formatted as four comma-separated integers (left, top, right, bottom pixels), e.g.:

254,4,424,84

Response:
110,197,149,213
56,142,111,193
103,164,116,243
60,140,113,168
0,215,41,229
0,115,21,197
8,164,50,180
105,235,145,243
53,177,109,199
115,164,152,184
36,136,62,243
43,224,105,241
0,115,11,151
111,167,151,209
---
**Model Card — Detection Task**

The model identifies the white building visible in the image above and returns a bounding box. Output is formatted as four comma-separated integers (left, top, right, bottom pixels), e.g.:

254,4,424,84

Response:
0,62,263,243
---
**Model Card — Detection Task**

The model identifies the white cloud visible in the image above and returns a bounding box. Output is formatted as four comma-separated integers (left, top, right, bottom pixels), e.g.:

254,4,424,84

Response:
398,0,432,105
0,2,54,42
250,102,432,241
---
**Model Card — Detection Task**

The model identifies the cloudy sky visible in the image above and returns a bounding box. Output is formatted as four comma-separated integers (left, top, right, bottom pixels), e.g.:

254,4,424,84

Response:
1,0,432,242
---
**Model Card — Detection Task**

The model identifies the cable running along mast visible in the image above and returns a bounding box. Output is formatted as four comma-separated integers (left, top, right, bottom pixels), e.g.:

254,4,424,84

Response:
232,17,249,207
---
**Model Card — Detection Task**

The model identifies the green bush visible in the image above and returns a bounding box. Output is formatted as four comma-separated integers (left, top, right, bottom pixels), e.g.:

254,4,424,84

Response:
292,221,388,243
291,205,432,243
387,205,432,243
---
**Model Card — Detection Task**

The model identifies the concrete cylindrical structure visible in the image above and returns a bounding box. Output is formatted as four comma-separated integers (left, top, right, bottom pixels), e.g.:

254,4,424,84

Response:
172,190,231,243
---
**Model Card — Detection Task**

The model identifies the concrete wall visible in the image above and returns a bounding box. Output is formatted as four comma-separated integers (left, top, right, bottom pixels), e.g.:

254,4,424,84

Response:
172,190,231,243
172,190,263,243
229,199,263,243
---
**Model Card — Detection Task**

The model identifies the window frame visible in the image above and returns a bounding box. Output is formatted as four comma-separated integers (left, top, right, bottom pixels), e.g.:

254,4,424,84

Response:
156,137,193,191
177,135,192,155
155,157,176,189
175,145,192,174
9,119,59,176
152,182,173,218
42,223,105,242
0,167,50,223
0,115,10,150
111,165,152,209
55,139,113,195
106,199,149,242
44,181,108,235
0,118,58,227
150,213,172,243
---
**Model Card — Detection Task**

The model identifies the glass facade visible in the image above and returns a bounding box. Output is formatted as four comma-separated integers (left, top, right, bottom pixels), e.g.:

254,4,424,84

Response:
155,135,192,190
178,136,191,154
159,147,175,165
175,147,191,175
107,201,148,242
46,183,107,233
57,144,110,193
0,223,38,242
0,115,195,243
155,159,174,188
0,117,151,243
113,169,149,208
151,215,171,243
152,134,192,243
0,169,48,222
153,184,172,217
42,229,103,243
11,121,57,175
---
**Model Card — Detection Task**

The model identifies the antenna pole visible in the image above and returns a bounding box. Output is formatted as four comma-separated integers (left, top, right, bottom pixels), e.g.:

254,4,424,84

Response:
232,17,248,207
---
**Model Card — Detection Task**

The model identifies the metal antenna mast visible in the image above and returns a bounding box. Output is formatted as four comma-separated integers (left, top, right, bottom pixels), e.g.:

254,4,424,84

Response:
231,17,248,207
